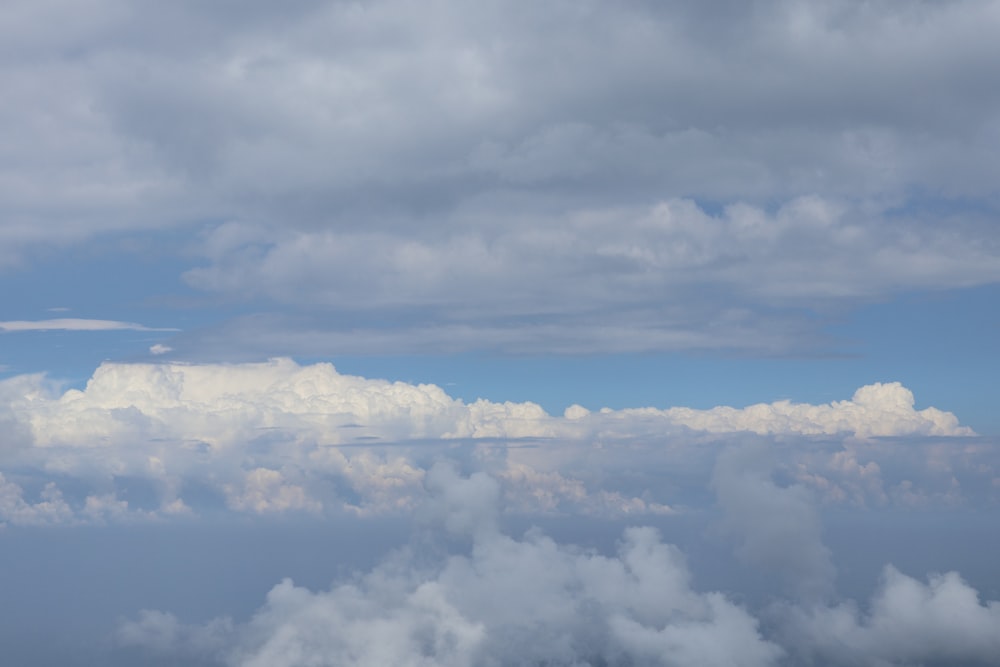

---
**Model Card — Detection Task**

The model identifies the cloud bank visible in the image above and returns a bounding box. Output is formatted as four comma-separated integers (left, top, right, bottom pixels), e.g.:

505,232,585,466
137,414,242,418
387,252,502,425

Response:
9,359,972,449
0,359,992,526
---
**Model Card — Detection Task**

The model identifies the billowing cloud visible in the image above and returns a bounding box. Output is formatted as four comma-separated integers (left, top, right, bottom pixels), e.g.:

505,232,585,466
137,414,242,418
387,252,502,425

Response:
7,360,972,450
119,464,783,667
115,464,1000,667
0,359,991,526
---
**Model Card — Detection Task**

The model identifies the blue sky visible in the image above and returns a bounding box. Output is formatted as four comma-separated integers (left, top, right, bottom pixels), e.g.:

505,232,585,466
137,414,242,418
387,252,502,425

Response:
2,1,1000,664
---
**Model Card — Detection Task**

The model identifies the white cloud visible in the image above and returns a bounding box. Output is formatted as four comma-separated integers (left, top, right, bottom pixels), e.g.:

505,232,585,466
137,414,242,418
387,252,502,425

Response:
0,360,989,524
0,473,73,526
224,468,322,515
650,382,973,438
149,343,172,355
0,318,177,333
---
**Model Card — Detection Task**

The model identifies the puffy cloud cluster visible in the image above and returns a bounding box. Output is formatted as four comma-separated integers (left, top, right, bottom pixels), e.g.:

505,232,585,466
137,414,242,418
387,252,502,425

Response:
780,566,1000,666
651,381,972,438
9,359,972,449
119,465,783,667
0,359,990,526
116,463,1000,667
712,445,836,600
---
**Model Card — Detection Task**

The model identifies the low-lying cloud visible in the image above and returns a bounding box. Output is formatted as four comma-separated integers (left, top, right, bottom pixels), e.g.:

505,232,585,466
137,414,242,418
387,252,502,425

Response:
116,463,1000,667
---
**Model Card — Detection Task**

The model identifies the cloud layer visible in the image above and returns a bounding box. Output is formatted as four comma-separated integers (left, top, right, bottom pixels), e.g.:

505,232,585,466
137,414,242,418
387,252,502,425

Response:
0,359,992,526
3,0,999,352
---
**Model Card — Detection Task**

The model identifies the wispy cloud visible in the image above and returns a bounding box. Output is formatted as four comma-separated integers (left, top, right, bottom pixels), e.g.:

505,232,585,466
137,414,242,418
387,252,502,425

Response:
0,319,178,333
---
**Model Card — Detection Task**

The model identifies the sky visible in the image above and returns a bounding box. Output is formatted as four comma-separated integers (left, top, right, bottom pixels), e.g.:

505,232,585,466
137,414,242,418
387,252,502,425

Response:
1,1,1000,665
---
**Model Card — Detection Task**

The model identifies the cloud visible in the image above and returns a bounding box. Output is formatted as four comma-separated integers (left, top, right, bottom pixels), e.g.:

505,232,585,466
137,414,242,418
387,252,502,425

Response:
177,198,1000,355
0,473,73,526
654,381,973,438
7,360,973,450
712,444,836,600
778,566,1000,666
223,468,322,515
149,343,173,355
120,465,783,667
0,319,177,333
0,359,989,526
2,0,999,351
115,465,1000,667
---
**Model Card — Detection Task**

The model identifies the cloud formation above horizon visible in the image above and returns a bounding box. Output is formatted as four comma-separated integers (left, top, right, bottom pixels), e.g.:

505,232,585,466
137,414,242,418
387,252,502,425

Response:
0,359,993,527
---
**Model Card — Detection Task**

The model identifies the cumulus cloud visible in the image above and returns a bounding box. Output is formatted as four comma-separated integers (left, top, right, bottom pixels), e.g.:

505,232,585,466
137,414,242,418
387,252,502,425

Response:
224,468,321,515
7,360,973,450
0,473,73,526
116,465,1000,667
778,566,1000,666
659,382,973,438
0,359,988,525
120,465,783,667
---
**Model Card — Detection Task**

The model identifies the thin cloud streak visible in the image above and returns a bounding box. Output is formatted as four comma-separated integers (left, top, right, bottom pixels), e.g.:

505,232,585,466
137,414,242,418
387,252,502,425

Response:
0,318,178,333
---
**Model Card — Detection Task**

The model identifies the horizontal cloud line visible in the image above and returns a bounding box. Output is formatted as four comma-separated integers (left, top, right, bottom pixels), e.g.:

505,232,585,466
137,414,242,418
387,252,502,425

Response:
0,318,179,333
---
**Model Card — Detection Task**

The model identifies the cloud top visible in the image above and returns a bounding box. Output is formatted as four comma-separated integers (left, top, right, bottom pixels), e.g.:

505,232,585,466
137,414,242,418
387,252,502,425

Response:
9,360,973,449
0,360,987,526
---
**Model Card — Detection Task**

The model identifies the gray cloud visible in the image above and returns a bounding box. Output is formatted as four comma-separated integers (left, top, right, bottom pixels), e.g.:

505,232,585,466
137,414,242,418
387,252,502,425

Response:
177,197,1000,354
3,0,999,350
115,464,1000,667
119,463,784,667
712,444,836,600
777,565,1000,666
